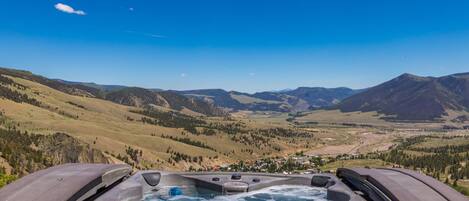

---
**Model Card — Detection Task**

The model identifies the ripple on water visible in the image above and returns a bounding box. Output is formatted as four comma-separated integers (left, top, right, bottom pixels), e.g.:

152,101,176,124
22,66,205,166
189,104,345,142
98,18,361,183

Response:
143,185,328,201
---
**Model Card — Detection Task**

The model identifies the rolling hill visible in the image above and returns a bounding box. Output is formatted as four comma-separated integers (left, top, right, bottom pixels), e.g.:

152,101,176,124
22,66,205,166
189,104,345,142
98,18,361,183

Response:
0,66,317,173
337,73,469,121
0,68,104,98
0,67,222,116
105,87,224,116
54,79,129,92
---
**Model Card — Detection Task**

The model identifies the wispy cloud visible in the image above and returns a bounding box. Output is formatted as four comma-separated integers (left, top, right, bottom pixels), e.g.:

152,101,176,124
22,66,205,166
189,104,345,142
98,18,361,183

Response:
54,3,86,15
129,7,135,12
125,30,166,38
180,73,187,77
249,72,256,76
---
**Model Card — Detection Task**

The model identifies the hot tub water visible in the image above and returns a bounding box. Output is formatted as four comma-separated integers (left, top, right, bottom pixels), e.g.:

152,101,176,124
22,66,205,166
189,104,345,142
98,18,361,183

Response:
143,185,328,201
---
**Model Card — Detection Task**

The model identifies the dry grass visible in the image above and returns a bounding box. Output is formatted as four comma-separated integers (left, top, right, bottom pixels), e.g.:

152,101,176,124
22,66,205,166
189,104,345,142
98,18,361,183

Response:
1,75,438,171
0,76,329,170
297,109,458,129
411,137,469,149
1,76,250,169
297,110,388,125
304,128,396,156
230,93,280,104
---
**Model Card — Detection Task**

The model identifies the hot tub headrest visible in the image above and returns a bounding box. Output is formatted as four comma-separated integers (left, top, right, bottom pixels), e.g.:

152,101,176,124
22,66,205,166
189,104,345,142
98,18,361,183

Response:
311,175,335,187
142,172,161,186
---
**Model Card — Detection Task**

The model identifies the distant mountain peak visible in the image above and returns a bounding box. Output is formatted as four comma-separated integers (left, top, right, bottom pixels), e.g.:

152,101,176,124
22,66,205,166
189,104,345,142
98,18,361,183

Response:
177,87,361,112
395,73,422,80
269,88,294,93
337,72,469,121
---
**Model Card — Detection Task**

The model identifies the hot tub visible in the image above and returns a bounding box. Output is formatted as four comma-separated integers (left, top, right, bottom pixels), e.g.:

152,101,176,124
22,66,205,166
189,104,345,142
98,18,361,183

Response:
1,164,467,201
97,171,363,201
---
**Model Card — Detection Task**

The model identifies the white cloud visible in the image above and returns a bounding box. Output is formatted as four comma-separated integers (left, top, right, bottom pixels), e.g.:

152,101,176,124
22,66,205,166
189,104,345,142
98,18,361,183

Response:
54,3,86,15
180,73,187,77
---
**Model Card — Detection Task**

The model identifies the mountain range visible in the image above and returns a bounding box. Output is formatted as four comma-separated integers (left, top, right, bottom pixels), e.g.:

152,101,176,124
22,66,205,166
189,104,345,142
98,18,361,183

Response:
51,73,363,114
49,69,365,113
2,67,469,121
175,87,361,112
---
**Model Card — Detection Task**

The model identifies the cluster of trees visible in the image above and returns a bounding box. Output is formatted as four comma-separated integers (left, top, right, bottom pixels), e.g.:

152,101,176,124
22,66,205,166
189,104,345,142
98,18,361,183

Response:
66,101,86,109
57,110,79,119
131,109,205,133
166,147,204,165
340,123,374,128
0,127,52,176
113,146,143,168
0,85,41,107
228,128,313,150
125,146,143,163
261,158,308,173
253,127,313,138
161,134,215,151
114,154,132,166
0,74,40,107
222,156,318,173
240,148,254,154
0,75,16,86
231,133,270,148
377,149,468,174
448,163,469,181
408,143,469,154
204,122,245,135
200,128,217,136
0,74,28,90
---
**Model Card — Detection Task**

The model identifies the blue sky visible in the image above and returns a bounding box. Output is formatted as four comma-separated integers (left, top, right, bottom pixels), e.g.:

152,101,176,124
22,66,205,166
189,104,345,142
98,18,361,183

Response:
1,0,469,92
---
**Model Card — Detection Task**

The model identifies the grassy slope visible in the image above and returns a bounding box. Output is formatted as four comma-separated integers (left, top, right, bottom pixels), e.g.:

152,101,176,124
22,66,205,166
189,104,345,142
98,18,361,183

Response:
0,76,311,170
230,93,281,104
1,76,224,169
295,109,469,129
